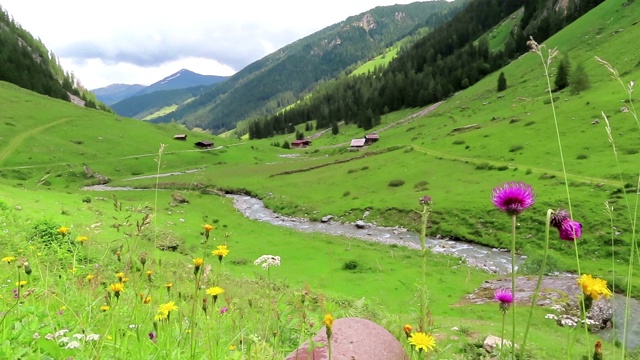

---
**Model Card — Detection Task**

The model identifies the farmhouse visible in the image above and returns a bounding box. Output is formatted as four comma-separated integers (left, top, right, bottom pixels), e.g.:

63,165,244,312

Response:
291,139,312,148
194,140,214,149
349,139,366,148
364,133,380,144
173,134,187,140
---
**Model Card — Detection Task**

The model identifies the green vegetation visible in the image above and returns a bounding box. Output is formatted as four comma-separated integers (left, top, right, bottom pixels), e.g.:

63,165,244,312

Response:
1,0,639,358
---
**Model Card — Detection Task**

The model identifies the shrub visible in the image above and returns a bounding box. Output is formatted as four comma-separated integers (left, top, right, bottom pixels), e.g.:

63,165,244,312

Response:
496,165,509,171
576,154,588,160
509,145,524,152
342,191,351,197
476,162,490,170
29,219,69,248
452,139,465,145
414,180,429,190
342,260,360,271
388,179,405,187
526,168,533,175
82,196,92,203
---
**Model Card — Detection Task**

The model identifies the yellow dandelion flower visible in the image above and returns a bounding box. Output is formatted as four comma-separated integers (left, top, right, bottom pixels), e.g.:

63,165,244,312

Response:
193,257,204,267
212,245,229,261
578,274,613,301
100,305,110,312
229,344,236,351
76,236,89,243
2,256,16,264
146,270,153,276
18,280,27,287
116,272,125,280
109,283,124,299
323,313,334,329
203,224,214,232
206,286,225,297
58,226,69,235
408,332,436,353
403,324,413,337
86,274,95,281
158,301,178,316
121,277,130,283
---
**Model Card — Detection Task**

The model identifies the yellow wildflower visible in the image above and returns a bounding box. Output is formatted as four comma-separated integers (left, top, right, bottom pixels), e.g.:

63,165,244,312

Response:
18,280,27,287
86,274,94,281
2,256,16,264
157,301,178,319
578,274,613,301
206,286,225,297
109,283,124,299
212,245,229,261
203,224,214,232
100,305,110,312
76,236,89,243
58,226,69,235
323,313,334,329
408,332,436,353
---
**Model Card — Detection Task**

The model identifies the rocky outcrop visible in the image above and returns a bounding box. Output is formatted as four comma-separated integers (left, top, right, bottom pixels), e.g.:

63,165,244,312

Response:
284,317,408,360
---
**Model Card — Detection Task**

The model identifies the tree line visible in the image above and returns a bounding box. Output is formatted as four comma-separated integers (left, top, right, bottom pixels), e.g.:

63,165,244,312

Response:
248,0,604,140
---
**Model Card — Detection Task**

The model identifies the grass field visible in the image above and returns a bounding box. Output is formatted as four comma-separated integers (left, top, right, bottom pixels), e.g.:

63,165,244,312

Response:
1,0,640,358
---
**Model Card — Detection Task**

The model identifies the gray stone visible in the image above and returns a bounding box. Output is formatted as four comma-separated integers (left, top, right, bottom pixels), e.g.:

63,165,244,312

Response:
483,335,516,353
354,220,366,229
321,215,333,223
284,317,408,360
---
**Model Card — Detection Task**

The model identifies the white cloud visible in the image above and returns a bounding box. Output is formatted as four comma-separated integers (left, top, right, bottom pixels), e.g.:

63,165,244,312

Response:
1,0,424,88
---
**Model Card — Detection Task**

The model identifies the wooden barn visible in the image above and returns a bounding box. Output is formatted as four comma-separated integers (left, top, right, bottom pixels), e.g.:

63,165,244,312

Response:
291,139,312,148
364,133,380,144
194,140,214,149
349,139,366,148
173,134,187,140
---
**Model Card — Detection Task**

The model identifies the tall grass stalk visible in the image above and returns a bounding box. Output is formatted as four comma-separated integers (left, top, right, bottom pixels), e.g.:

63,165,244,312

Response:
528,38,589,355
418,197,432,333
520,209,552,358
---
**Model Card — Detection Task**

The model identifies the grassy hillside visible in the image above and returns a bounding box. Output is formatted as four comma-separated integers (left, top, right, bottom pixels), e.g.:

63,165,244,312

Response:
0,0,639,358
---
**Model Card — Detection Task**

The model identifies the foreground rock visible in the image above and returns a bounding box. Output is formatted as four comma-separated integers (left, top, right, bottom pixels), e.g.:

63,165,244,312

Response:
284,317,408,360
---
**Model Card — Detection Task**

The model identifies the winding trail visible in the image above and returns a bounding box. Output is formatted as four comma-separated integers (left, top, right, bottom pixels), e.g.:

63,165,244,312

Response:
0,118,72,164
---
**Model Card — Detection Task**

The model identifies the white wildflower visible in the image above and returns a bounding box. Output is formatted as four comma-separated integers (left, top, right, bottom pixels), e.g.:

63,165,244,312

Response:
72,333,85,340
544,314,558,320
54,329,69,338
65,341,81,349
254,255,281,270
86,334,100,341
57,337,70,344
33,332,40,339
128,324,137,330
44,333,55,340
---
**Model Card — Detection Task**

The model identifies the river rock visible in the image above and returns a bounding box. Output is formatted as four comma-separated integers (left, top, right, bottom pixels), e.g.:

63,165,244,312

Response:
321,215,333,223
284,317,408,360
354,220,366,229
483,335,516,353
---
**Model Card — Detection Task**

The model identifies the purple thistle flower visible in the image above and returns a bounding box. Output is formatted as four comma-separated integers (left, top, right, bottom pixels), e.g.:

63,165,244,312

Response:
491,182,535,216
220,307,228,315
148,332,157,343
550,209,582,241
494,288,514,313
419,195,432,206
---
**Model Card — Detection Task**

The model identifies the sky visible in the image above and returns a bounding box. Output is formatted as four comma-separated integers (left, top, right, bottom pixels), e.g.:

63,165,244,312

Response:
1,0,423,89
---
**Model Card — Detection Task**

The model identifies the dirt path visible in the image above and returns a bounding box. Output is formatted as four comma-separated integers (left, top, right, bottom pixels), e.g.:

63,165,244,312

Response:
0,118,72,164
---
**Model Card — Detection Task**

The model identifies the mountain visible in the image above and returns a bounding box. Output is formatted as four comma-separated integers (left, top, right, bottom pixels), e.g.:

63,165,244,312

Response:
91,83,146,105
134,69,228,97
152,0,465,133
93,69,228,107
110,85,213,120
0,5,110,112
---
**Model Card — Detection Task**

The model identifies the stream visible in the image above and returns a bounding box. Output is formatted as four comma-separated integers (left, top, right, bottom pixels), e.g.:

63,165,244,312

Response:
228,194,640,350
228,194,520,274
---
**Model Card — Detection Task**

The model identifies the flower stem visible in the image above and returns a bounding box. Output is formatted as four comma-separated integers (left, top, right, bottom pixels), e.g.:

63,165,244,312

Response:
511,214,517,360
520,209,552,359
419,203,431,332
501,311,506,359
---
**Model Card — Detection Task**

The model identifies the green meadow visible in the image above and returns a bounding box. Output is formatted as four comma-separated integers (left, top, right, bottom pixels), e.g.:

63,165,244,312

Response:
1,0,640,358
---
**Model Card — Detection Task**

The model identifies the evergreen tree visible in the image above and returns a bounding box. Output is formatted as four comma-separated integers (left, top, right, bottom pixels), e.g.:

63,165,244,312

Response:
555,55,570,91
331,121,339,135
497,71,507,91
295,130,304,140
569,62,590,95
281,140,291,149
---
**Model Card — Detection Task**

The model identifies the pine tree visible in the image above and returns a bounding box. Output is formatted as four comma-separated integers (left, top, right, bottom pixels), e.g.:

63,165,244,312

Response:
497,72,507,91
569,62,590,95
331,121,339,135
555,56,570,91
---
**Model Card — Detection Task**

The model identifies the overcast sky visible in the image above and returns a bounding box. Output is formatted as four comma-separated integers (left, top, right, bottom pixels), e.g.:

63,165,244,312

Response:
1,0,424,89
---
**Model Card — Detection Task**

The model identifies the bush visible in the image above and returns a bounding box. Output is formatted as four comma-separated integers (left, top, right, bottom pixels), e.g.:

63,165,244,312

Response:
82,196,92,203
452,139,465,145
576,154,588,160
414,180,429,190
388,179,405,187
342,260,360,271
476,162,490,170
342,191,351,197
29,219,69,248
509,145,524,153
